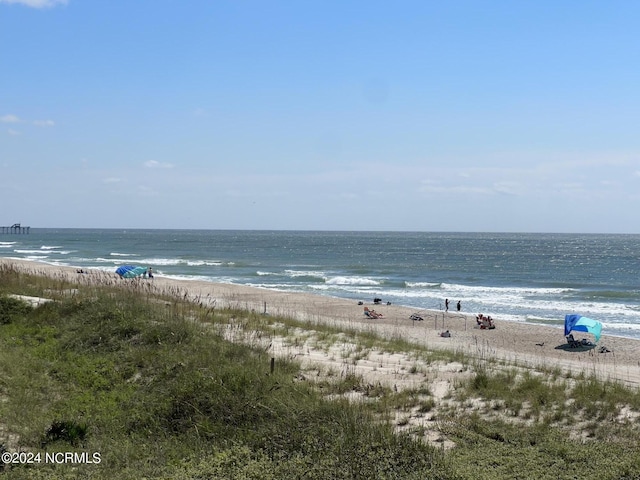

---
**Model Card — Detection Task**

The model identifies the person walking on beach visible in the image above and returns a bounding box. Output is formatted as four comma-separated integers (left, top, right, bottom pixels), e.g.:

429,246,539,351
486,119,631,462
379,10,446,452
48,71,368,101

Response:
456,300,461,312
445,299,449,312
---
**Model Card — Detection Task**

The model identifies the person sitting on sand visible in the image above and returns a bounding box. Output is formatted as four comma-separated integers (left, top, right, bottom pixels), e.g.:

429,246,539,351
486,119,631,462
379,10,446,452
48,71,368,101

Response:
475,313,495,329
480,316,495,329
364,306,383,319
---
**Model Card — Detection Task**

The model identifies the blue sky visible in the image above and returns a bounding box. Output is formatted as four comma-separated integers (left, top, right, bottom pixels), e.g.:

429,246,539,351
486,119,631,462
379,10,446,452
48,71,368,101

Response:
2,0,640,232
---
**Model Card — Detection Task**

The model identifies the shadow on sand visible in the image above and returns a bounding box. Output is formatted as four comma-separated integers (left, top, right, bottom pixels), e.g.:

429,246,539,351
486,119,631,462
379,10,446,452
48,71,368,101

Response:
554,343,597,353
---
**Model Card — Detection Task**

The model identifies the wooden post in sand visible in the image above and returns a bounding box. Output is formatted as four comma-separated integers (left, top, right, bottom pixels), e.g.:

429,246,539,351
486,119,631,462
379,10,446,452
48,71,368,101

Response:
270,357,275,374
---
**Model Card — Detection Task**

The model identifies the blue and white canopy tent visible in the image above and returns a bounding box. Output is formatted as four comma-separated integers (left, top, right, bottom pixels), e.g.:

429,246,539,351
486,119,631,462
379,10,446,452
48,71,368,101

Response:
115,265,148,278
564,314,602,343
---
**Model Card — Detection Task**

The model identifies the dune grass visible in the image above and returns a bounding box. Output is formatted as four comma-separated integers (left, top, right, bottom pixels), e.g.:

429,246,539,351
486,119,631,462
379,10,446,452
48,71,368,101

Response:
0,270,444,479
1,266,640,479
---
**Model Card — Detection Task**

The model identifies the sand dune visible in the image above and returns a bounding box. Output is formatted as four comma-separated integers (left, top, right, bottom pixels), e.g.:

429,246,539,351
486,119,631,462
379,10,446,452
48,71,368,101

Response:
3,258,639,389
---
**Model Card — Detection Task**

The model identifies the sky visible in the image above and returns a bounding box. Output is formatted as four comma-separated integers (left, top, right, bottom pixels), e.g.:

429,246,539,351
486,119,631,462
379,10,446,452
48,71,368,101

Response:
1,0,640,233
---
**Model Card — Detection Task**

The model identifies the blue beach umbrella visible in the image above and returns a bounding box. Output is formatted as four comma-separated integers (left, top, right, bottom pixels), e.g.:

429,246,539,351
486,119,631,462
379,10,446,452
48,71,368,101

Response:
115,265,148,278
564,314,602,342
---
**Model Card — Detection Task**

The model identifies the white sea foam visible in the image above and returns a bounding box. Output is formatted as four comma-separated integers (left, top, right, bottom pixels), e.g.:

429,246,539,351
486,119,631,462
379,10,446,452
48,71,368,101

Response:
135,258,228,267
186,260,224,266
601,321,640,331
95,257,122,264
14,248,72,255
285,269,326,278
325,276,380,286
137,258,183,266
161,273,221,283
439,282,572,296
257,270,326,279
405,281,441,288
110,252,139,257
395,284,632,319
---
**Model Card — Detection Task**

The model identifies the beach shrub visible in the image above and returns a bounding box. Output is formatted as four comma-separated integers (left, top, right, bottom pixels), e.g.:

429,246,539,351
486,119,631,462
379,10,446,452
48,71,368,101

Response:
0,295,32,324
42,419,89,447
471,368,490,390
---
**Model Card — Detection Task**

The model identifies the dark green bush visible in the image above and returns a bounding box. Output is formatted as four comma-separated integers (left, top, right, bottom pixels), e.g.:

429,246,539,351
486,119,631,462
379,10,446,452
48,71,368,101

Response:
0,295,32,324
42,420,89,447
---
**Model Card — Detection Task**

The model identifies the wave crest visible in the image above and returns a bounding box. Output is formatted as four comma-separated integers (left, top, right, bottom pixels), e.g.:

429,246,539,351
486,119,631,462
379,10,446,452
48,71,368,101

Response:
326,276,380,286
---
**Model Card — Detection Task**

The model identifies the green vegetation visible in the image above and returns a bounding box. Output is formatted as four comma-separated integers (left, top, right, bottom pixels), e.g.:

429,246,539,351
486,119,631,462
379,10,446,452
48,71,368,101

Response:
1,265,639,479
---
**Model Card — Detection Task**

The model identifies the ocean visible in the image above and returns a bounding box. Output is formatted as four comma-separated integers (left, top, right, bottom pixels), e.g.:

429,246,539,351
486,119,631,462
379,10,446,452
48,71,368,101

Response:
1,229,639,339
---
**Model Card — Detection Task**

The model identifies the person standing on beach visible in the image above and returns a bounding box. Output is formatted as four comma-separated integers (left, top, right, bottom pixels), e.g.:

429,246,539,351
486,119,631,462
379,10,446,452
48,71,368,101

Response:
445,299,449,312
457,300,461,312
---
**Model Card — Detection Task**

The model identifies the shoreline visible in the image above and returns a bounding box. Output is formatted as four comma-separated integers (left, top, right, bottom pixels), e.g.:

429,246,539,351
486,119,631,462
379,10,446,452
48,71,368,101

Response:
2,257,640,388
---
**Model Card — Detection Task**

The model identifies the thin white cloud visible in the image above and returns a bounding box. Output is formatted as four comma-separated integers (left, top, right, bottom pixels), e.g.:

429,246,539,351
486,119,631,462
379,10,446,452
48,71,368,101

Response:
144,160,174,169
3,114,56,130
1,114,21,123
0,0,68,8
103,177,123,184
7,129,20,136
419,183,493,195
33,119,55,127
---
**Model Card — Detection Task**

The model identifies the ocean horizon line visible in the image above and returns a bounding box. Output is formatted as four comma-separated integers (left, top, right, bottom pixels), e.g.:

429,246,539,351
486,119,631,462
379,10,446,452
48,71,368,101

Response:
4,227,640,236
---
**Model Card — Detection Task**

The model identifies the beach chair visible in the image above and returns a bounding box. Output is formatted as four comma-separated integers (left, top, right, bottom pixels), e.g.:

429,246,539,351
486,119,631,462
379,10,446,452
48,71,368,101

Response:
566,334,581,348
410,313,424,322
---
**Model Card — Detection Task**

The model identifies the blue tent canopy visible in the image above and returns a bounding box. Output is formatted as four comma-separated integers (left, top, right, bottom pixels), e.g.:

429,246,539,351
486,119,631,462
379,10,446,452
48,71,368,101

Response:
564,314,602,342
115,265,148,278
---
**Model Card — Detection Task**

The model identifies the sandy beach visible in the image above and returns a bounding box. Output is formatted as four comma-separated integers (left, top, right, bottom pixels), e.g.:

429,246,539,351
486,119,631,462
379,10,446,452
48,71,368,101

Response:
3,257,640,390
